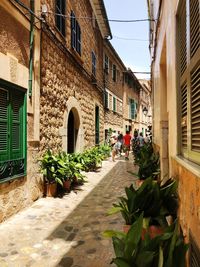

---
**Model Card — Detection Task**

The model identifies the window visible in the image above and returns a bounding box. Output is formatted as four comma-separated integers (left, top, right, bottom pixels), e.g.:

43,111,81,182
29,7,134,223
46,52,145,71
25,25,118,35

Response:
129,99,136,120
113,96,116,112
104,54,109,74
177,0,200,164
71,11,81,55
112,64,116,81
104,91,109,109
92,51,96,76
55,0,66,36
0,81,26,182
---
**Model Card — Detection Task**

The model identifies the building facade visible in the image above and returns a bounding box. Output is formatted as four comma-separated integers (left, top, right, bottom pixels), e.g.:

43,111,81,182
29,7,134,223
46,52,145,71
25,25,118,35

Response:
0,0,112,222
0,0,42,222
0,0,148,223
40,0,111,153
103,41,125,137
123,69,141,134
138,79,152,136
148,0,200,263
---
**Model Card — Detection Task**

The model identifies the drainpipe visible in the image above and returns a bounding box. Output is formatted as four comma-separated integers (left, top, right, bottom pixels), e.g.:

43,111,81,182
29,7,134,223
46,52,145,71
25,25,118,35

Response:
29,0,34,97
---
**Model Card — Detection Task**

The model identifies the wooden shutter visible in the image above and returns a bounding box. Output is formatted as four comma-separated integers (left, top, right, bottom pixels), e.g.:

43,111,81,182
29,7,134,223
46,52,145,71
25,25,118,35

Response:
191,64,200,152
105,91,108,108
190,0,200,58
131,99,135,119
179,0,187,76
92,52,96,76
181,81,188,149
113,97,116,112
95,106,99,145
0,88,9,162
11,90,24,160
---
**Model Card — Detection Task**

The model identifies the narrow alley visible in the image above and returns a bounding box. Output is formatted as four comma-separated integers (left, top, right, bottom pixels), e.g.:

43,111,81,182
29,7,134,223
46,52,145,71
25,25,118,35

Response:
0,158,137,267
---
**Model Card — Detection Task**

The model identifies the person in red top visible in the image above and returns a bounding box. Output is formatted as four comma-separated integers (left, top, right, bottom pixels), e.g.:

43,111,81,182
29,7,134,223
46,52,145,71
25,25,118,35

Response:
123,131,132,160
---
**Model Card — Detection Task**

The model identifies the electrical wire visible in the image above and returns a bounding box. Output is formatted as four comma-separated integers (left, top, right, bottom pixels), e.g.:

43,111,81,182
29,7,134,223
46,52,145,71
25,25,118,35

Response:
40,11,155,23
113,35,149,41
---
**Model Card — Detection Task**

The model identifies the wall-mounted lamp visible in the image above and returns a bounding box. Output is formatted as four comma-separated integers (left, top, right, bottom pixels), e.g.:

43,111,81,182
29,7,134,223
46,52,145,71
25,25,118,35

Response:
143,106,148,116
41,4,48,17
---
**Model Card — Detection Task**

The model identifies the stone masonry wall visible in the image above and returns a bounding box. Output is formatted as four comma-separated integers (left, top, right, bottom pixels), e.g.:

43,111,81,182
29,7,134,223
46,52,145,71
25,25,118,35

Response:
40,32,104,153
0,4,41,222
104,110,123,132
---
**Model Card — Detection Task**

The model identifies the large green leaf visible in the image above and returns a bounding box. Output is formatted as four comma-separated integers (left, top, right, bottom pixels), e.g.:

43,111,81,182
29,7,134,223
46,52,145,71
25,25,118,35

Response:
124,213,143,260
135,251,155,267
112,237,126,258
113,258,131,267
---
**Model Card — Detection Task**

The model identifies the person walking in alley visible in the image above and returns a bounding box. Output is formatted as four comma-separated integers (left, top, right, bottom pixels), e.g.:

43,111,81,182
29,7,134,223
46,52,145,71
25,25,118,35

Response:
117,131,124,156
138,132,145,148
111,135,121,162
123,131,132,160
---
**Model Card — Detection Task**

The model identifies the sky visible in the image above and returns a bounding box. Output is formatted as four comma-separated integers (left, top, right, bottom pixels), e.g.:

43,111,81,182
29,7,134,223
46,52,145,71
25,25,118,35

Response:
103,0,150,79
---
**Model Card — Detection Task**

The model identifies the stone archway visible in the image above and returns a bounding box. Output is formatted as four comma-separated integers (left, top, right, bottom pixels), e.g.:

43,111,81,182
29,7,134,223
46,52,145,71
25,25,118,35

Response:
59,97,84,153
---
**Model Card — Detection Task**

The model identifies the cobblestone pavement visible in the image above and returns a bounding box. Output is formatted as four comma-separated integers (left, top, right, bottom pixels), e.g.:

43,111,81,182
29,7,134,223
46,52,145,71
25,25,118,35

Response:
0,156,138,267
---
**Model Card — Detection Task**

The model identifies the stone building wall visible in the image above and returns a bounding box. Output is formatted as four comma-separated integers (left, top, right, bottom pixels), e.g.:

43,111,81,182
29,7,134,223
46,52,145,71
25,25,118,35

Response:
122,80,139,134
0,6,29,67
40,0,106,153
0,1,42,222
104,110,123,133
41,0,104,87
103,41,125,133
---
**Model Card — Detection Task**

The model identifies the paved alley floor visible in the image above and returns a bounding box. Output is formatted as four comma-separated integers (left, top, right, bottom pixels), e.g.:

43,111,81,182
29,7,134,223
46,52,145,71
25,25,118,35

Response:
0,156,138,267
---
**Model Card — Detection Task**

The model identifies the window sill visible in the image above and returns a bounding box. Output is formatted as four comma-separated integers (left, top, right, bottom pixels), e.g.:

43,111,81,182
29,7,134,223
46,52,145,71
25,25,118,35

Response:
0,173,26,184
70,48,83,65
173,155,200,178
54,26,66,43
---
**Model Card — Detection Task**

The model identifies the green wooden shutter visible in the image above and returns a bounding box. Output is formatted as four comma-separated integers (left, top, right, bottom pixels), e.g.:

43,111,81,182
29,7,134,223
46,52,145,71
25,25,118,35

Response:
113,97,116,112
95,106,99,145
131,99,135,119
135,102,138,119
0,88,9,162
11,90,24,160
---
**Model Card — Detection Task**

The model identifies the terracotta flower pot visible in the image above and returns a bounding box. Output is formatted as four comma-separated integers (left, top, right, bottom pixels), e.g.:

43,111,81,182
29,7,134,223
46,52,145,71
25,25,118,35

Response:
123,225,131,233
45,182,57,197
63,180,71,191
123,224,163,240
142,225,163,239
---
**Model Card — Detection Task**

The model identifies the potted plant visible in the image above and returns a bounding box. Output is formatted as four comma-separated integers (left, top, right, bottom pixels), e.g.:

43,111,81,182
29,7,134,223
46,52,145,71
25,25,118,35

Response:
39,150,63,197
134,143,160,183
107,178,178,233
103,214,188,267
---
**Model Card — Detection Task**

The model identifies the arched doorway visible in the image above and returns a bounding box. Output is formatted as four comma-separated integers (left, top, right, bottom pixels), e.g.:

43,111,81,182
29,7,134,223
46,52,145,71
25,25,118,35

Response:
67,110,75,153
60,97,84,153
67,107,80,153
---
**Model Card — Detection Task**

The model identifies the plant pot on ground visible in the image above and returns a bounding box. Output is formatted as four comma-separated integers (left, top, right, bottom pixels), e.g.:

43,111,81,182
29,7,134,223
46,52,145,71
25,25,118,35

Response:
39,150,63,197
44,182,57,197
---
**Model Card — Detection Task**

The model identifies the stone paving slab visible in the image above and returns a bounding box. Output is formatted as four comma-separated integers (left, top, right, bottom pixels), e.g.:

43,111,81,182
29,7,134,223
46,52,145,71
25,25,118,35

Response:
0,156,138,267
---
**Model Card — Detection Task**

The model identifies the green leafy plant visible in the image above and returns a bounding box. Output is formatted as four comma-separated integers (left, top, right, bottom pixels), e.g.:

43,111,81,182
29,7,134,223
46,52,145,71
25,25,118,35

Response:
39,149,63,186
134,143,160,180
107,178,178,227
104,214,188,267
